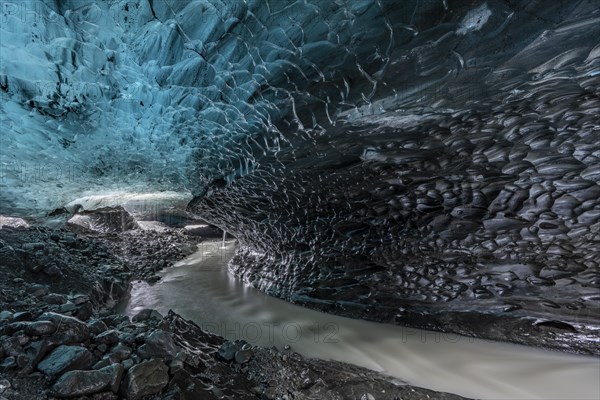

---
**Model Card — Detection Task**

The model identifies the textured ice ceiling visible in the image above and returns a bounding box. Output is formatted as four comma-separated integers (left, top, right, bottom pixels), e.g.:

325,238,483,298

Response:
1,1,600,352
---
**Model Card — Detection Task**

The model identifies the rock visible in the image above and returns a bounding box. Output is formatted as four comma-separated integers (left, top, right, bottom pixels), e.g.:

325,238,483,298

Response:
136,330,179,361
38,312,89,344
43,264,62,276
16,354,28,368
52,363,124,397
361,394,376,400
235,349,252,364
42,293,67,305
87,319,109,335
59,303,77,313
37,345,95,378
0,311,12,322
75,302,94,321
0,357,16,372
92,358,111,370
12,311,33,321
168,359,184,374
21,321,57,336
110,343,132,361
217,341,238,361
121,358,169,400
71,294,91,305
103,315,129,327
104,363,125,393
20,339,52,374
122,359,134,370
146,275,160,284
0,379,10,393
95,330,119,345
118,332,136,344
22,242,45,251
27,284,49,297
32,264,44,273
131,308,163,323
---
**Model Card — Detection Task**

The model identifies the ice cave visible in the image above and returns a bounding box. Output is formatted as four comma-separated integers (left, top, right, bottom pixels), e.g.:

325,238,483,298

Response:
0,0,599,399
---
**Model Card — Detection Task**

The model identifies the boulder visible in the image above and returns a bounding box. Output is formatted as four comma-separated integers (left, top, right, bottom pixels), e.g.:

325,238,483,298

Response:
132,308,163,322
27,284,49,297
0,311,12,322
121,358,169,399
0,357,16,372
37,345,95,378
37,312,89,344
87,319,109,335
110,344,132,361
41,293,67,305
27,320,58,336
20,339,52,375
71,294,91,305
95,330,120,345
234,349,252,364
217,341,239,362
59,303,77,313
12,311,33,321
75,302,94,321
43,264,62,276
136,330,179,361
52,363,124,398
9,321,57,336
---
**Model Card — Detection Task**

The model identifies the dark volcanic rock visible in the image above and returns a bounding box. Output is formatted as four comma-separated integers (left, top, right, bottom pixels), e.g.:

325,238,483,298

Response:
121,358,169,400
94,330,120,345
0,356,16,371
137,330,179,361
235,349,252,364
109,343,132,361
87,319,109,335
41,293,67,305
37,345,95,378
52,363,124,397
37,312,89,344
132,308,163,322
20,339,52,375
8,320,56,336
217,341,238,362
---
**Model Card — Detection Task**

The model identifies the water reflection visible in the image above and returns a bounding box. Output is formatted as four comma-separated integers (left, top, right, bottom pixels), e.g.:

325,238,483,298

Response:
125,241,600,400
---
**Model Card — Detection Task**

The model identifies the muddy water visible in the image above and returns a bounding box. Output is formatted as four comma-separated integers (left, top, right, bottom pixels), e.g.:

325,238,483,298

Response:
124,241,600,400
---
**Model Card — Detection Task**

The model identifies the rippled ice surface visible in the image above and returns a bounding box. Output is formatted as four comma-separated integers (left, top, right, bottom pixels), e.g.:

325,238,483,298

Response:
125,241,600,400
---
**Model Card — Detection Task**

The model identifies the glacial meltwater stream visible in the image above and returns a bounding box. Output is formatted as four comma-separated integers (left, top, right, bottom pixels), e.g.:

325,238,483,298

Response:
125,241,600,400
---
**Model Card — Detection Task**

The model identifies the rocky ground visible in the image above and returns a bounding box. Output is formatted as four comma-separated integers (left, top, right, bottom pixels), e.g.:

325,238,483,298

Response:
0,224,468,400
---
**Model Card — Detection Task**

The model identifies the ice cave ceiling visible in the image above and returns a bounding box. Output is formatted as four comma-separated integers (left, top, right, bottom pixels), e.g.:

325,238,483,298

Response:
1,0,600,352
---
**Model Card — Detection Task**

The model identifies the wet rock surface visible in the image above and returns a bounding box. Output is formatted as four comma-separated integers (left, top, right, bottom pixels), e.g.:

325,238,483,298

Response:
0,225,470,399
121,359,169,399
37,345,95,378
52,363,123,398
